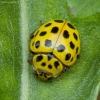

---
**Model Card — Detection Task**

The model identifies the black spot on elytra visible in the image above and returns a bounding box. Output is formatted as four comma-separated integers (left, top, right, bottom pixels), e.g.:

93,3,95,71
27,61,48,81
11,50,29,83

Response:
73,33,78,40
47,53,54,60
54,20,64,23
35,41,40,48
57,44,65,52
36,55,43,62
71,57,73,62
51,27,59,33
41,62,46,66
45,23,52,27
35,30,39,37
76,47,79,54
47,55,52,60
67,23,75,30
45,39,52,47
40,31,47,36
65,53,71,61
48,65,52,69
48,56,51,60
54,61,59,69
70,41,75,49
32,42,34,46
63,30,69,39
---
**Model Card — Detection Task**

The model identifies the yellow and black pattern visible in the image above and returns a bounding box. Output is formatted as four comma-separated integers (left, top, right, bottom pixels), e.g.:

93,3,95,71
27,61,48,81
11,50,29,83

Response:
29,19,80,80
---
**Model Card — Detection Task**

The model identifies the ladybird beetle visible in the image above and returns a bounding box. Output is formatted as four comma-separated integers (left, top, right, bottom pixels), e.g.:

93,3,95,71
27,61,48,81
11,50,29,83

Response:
29,20,80,80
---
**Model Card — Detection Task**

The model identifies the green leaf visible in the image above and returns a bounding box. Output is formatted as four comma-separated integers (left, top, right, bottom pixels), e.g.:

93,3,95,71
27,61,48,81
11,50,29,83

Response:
0,0,100,100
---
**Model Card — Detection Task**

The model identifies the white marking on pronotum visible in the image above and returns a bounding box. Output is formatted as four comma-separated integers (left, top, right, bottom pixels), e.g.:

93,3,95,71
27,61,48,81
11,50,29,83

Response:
20,0,29,100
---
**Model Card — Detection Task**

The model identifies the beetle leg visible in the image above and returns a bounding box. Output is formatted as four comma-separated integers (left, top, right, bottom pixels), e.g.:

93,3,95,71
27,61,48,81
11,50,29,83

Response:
57,74,62,79
27,58,33,65
30,31,35,39
40,20,44,25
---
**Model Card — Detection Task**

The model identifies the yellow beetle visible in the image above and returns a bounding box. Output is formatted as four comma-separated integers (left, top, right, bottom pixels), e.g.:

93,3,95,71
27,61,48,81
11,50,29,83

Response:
29,20,80,80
